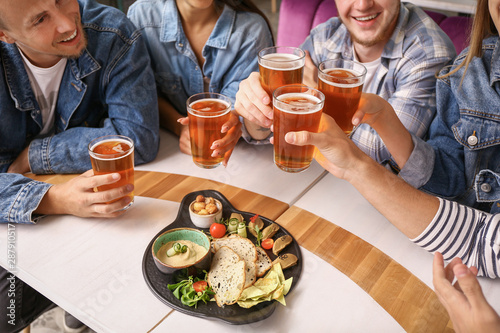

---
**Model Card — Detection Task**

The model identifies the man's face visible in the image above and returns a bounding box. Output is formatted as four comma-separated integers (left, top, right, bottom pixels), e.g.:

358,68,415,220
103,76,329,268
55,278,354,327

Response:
0,0,87,67
335,0,400,48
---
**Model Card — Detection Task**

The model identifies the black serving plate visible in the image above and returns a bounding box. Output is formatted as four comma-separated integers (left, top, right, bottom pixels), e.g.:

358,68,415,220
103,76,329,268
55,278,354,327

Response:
142,190,302,325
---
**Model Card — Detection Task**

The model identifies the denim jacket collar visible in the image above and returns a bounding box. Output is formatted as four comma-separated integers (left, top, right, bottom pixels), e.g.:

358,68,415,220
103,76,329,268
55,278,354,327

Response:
1,43,34,111
68,47,101,81
160,0,235,50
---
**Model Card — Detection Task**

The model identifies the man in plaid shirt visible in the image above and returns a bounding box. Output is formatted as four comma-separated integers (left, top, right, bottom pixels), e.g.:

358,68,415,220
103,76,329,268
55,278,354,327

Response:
235,1,456,166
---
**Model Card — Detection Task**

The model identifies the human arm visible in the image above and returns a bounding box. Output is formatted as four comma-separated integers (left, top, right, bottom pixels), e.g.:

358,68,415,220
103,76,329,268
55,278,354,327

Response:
35,170,134,218
350,42,455,164
433,252,500,332
0,171,133,223
234,72,273,140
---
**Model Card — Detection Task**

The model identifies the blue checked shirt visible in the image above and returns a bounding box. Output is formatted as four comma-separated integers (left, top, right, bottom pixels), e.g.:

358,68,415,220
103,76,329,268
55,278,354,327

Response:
301,3,456,164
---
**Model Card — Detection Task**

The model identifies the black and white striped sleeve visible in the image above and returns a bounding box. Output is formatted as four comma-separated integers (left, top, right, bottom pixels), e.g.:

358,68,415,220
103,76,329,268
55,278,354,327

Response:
411,198,500,278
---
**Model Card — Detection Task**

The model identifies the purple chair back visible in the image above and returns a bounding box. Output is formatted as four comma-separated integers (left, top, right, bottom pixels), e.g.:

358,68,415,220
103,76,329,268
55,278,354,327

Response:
276,0,472,54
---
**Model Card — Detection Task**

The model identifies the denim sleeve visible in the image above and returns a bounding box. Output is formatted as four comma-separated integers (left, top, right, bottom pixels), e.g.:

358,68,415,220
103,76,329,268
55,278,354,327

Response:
28,31,159,174
420,78,466,197
220,17,273,145
0,173,52,224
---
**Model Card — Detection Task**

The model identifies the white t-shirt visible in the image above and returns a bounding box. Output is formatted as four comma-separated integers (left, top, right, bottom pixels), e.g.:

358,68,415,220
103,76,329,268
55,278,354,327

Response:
353,46,381,93
18,48,67,136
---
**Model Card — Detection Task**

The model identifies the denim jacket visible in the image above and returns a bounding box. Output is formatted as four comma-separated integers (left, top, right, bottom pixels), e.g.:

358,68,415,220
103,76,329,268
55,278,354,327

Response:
127,0,273,115
400,36,500,214
0,0,159,223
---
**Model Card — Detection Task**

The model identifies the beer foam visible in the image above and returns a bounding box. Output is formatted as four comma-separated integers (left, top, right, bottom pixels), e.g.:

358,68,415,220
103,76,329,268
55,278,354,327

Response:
188,98,231,118
275,93,323,114
319,68,364,88
259,53,304,71
89,138,134,160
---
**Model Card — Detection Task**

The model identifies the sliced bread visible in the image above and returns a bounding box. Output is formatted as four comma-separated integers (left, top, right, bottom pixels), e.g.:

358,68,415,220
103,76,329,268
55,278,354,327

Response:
255,246,272,277
208,246,246,307
213,236,257,288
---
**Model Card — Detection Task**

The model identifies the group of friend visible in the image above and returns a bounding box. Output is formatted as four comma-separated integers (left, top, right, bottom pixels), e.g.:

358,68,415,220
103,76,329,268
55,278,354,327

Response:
0,0,498,332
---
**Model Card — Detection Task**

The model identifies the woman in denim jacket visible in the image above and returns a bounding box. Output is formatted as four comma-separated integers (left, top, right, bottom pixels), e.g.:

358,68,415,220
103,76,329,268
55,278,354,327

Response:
349,0,500,215
128,0,273,165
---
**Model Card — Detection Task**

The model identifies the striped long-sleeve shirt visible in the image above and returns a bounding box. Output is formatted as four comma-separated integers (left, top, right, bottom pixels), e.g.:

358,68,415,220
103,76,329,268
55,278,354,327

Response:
412,198,500,278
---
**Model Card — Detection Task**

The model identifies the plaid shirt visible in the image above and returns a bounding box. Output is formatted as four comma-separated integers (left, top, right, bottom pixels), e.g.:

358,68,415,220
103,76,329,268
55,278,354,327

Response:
301,3,456,164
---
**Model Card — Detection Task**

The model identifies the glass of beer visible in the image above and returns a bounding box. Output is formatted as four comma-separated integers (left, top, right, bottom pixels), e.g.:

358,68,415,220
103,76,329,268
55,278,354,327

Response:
88,135,135,210
187,92,232,169
318,59,366,134
258,46,305,97
273,84,324,173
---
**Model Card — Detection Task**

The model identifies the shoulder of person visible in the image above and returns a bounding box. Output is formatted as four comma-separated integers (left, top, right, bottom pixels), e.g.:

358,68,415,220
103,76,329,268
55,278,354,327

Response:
401,3,452,43
398,3,456,59
126,0,164,27
233,9,269,30
440,36,499,80
79,0,140,41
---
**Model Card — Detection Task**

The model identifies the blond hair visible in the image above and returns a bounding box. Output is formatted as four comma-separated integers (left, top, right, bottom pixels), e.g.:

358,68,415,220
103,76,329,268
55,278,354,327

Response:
441,0,497,78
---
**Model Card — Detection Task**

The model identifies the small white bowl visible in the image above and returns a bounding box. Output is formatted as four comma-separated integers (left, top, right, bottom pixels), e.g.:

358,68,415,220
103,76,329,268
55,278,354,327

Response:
189,199,223,228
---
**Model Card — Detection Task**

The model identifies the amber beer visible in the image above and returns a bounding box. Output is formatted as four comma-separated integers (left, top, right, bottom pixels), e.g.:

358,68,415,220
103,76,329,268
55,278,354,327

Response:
318,59,366,134
88,135,134,209
258,46,305,97
273,85,324,173
187,93,231,169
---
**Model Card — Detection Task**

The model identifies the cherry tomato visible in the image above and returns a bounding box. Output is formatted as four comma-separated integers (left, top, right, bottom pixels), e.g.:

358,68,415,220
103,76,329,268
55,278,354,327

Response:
192,280,208,293
210,222,226,238
261,238,274,250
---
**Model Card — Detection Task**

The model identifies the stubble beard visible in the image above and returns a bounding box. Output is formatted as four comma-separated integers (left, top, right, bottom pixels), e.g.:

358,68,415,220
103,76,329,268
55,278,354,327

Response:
55,22,88,60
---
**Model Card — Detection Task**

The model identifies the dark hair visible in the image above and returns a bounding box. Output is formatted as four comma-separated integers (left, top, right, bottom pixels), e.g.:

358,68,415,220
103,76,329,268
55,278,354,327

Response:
215,0,274,43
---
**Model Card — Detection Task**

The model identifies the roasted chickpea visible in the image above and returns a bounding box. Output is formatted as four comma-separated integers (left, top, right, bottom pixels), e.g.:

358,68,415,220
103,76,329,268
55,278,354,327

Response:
198,209,209,215
196,195,205,202
205,203,218,214
205,197,215,205
192,201,206,212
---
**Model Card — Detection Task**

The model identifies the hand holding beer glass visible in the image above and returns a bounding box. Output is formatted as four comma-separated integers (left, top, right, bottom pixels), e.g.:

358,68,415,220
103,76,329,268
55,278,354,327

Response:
273,84,325,173
187,92,232,169
318,59,366,134
88,135,135,210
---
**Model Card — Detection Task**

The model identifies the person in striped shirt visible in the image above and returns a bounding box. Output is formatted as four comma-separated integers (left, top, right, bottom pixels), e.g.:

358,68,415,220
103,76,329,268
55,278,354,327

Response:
285,114,500,331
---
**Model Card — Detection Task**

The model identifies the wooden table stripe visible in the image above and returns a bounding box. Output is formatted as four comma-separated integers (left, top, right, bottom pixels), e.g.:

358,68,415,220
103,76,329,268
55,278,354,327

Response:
28,171,453,332
276,205,453,333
